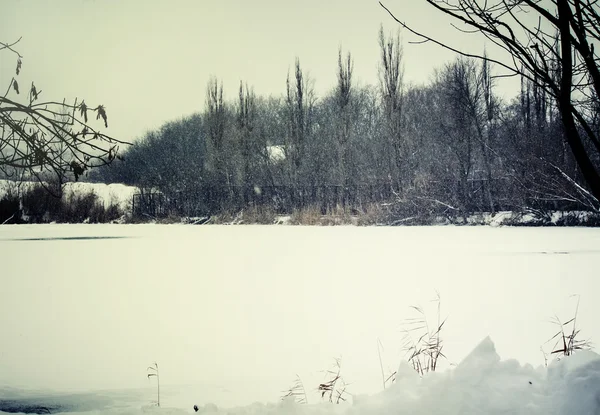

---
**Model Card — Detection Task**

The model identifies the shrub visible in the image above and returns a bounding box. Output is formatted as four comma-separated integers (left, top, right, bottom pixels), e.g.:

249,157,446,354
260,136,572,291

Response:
243,205,277,224
62,191,100,222
9,182,124,223
21,184,62,223
290,205,323,225
355,203,387,226
0,193,20,224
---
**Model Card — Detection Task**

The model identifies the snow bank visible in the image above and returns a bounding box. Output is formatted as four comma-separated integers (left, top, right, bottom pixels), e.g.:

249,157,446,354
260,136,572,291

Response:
344,337,599,415
468,210,600,227
266,145,286,162
2,338,598,415
205,338,599,415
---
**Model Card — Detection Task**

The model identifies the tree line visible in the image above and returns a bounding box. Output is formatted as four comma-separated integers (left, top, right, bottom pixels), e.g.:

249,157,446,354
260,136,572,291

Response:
92,27,598,219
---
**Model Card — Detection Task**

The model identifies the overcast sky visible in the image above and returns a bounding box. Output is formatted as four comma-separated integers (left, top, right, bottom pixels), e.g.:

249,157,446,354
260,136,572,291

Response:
1,0,518,144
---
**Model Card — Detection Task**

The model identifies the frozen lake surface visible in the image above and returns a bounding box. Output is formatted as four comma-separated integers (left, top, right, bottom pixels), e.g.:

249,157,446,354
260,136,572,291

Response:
1,224,599,413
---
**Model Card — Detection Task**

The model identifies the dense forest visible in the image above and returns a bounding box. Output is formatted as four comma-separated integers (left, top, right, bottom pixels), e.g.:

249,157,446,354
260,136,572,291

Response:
91,28,600,220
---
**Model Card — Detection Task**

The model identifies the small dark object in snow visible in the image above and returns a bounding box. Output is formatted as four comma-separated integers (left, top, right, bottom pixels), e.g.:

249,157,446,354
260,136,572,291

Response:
193,405,199,412
529,381,532,385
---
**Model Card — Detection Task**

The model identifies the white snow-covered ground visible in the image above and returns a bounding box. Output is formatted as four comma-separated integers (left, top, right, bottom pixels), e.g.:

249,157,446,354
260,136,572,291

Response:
1,225,599,415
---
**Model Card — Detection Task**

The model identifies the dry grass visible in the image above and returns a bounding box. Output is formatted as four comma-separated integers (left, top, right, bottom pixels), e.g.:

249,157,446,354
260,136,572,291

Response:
401,292,447,376
134,201,392,226
377,338,397,390
242,205,277,224
289,205,324,225
356,203,388,226
147,362,160,407
324,204,355,225
208,202,391,226
317,357,350,404
209,210,239,224
289,204,360,225
156,214,183,224
543,295,592,362
211,205,277,225
282,357,350,405
281,375,308,404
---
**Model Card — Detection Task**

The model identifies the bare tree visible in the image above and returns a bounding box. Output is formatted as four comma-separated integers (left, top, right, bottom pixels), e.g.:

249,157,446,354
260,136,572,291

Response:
379,0,600,202
336,47,354,197
285,58,316,192
479,54,498,212
378,26,406,192
0,38,125,191
434,58,478,218
237,80,257,203
205,77,228,202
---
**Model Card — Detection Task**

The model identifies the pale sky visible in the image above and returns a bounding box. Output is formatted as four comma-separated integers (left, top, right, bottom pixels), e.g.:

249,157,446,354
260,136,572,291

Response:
1,0,517,144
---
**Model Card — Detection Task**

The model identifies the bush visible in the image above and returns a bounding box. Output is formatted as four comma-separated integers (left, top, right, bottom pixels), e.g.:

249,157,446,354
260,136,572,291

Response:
356,203,388,226
209,205,277,225
553,211,600,227
21,184,62,223
2,182,125,224
0,191,20,224
243,205,277,224
61,191,97,222
289,205,324,225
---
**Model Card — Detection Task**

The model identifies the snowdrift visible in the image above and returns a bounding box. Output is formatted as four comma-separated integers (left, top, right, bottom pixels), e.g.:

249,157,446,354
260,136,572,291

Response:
197,337,600,415
1,337,599,415
347,337,600,415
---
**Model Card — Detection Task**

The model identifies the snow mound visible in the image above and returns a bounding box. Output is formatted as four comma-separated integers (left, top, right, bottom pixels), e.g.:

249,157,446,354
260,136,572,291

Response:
198,337,599,415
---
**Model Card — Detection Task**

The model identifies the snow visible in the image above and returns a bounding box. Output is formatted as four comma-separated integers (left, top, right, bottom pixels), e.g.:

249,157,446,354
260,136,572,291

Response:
266,145,286,162
1,225,600,415
1,342,600,415
469,210,600,226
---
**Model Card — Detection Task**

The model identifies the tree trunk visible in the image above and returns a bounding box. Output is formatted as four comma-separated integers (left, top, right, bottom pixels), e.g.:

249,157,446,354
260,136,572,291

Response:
557,1,600,201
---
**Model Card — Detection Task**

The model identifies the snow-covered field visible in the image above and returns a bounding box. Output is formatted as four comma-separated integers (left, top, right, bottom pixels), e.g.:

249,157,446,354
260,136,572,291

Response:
1,225,599,415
